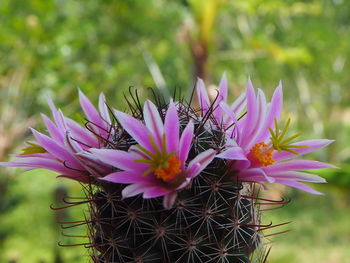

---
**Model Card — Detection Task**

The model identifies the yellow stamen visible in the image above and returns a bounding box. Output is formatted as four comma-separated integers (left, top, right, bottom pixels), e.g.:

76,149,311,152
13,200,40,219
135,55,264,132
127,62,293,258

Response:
135,134,182,182
268,118,308,154
250,142,275,167
154,155,182,182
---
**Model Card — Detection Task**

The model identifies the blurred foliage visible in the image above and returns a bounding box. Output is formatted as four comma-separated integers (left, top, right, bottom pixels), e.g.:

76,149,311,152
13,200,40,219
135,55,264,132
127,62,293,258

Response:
264,185,350,263
1,0,350,262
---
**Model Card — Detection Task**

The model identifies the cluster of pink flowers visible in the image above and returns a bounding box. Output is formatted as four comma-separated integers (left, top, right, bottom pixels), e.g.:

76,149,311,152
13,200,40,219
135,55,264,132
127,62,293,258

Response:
1,75,335,208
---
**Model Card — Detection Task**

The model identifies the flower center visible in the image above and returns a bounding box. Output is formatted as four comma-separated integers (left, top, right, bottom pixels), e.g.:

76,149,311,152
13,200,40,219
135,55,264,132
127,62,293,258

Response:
249,142,275,167
135,134,183,183
154,155,182,182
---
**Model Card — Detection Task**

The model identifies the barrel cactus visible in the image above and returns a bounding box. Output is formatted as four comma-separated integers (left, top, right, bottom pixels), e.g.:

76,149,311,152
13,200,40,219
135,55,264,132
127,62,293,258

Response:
1,74,334,262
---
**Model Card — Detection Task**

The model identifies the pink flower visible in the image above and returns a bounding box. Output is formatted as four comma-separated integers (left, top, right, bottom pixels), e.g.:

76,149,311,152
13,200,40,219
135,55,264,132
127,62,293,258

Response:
217,78,335,194
196,72,246,129
0,91,112,182
90,100,216,209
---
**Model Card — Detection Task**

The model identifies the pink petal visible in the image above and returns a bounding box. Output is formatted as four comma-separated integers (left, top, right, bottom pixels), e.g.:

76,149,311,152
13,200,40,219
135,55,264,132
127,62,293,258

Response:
219,102,240,139
163,191,178,209
240,77,257,147
256,82,283,143
79,89,107,135
143,100,164,148
238,168,275,183
65,132,84,153
217,146,248,161
41,114,64,144
185,163,201,179
98,93,111,124
46,96,66,132
65,118,99,148
244,89,268,150
164,100,179,153
213,73,228,121
114,109,153,152
128,145,149,159
122,184,149,198
218,72,228,104
1,158,83,177
74,152,111,177
196,78,210,116
187,149,216,178
230,92,246,116
102,171,153,184
31,128,84,170
143,186,171,198
273,139,334,161
265,160,336,173
268,171,326,183
274,179,323,195
89,149,148,172
235,159,252,170
179,121,194,166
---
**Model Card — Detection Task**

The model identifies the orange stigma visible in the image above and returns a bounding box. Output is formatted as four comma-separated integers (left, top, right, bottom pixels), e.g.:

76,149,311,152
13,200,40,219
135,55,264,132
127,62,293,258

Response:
154,155,182,182
250,142,275,167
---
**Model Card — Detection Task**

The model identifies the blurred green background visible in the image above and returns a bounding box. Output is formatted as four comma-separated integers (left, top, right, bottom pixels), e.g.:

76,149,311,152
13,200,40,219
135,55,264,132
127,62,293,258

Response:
1,0,349,262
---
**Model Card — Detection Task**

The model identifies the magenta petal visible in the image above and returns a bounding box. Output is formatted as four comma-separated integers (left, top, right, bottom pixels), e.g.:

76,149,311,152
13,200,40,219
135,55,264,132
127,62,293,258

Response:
122,184,149,198
186,163,201,179
256,82,283,143
267,81,283,125
98,93,111,124
65,132,84,153
89,149,148,172
102,171,152,184
269,81,283,121
187,149,216,178
238,168,275,183
218,72,228,104
244,89,268,150
275,179,323,195
128,145,150,159
230,92,246,116
219,102,240,139
240,77,257,147
46,96,66,132
143,100,164,148
31,128,84,170
164,100,179,153
1,158,83,177
216,147,248,161
196,78,210,116
213,73,228,121
41,114,64,144
268,171,326,183
273,139,334,161
179,121,194,166
266,160,336,173
74,152,111,177
143,186,171,199
235,159,252,170
163,192,178,209
114,109,153,151
65,118,99,148
79,90,105,130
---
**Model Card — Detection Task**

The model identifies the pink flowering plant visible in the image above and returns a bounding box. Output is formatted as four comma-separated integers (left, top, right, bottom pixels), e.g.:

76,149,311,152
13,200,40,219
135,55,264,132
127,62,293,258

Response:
1,74,334,263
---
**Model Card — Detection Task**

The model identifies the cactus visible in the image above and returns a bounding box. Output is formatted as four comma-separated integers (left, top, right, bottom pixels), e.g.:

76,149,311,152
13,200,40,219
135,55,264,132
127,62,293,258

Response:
1,74,334,262
88,103,262,262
